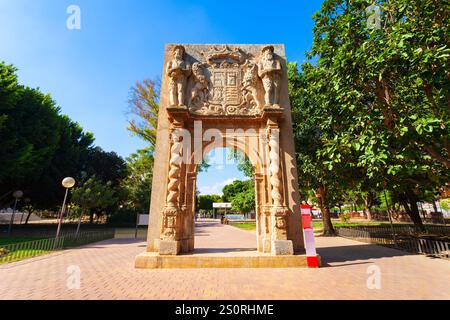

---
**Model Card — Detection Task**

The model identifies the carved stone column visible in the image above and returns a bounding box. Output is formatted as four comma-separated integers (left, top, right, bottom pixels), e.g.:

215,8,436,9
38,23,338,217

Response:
266,113,294,255
159,108,189,255
159,126,183,255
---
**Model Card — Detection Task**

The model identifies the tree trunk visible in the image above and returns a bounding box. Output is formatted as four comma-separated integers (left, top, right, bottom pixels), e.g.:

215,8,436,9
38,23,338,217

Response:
24,211,33,225
364,195,372,220
399,190,425,232
432,200,438,213
89,212,94,224
315,185,336,236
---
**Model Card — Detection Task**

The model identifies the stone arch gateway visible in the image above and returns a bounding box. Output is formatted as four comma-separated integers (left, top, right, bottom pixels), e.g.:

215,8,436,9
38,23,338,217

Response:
136,44,307,267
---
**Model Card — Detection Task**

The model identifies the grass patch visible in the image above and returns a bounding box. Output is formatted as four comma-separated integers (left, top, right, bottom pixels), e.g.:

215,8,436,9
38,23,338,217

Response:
0,230,115,265
312,220,392,230
0,237,45,246
230,223,257,231
114,227,147,239
230,220,417,233
0,237,57,265
0,249,52,265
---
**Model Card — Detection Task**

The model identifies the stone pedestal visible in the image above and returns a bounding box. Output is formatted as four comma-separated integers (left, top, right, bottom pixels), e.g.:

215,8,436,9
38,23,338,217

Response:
135,252,318,269
159,240,181,256
271,240,294,255
262,238,271,253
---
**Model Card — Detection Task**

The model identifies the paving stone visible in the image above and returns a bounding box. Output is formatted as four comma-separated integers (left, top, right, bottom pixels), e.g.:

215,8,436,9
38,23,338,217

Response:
0,222,449,299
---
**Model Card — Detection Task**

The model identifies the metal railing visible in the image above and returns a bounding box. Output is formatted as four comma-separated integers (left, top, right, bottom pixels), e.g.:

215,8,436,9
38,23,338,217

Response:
336,227,450,260
0,229,115,264
337,224,450,236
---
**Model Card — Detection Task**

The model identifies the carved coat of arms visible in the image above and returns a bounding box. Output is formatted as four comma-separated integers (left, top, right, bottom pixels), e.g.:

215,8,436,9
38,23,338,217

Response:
189,46,260,116
167,45,282,117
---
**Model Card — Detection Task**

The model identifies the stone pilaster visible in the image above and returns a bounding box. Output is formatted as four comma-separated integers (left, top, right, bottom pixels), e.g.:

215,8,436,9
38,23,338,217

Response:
159,109,188,255
266,113,294,255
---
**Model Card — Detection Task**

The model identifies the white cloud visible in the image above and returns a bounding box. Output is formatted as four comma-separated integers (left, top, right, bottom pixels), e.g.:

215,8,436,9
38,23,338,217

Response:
198,178,237,196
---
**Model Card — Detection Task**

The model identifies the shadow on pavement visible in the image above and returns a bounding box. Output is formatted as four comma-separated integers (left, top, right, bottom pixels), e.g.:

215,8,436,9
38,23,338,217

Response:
317,243,414,266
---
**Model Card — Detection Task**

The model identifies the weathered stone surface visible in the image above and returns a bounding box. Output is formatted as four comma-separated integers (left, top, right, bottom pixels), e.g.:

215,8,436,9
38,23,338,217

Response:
141,44,305,261
271,240,294,256
159,240,180,255
135,252,311,269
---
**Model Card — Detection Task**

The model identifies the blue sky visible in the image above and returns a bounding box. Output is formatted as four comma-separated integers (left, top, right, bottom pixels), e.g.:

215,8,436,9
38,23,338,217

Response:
198,148,246,196
0,0,324,195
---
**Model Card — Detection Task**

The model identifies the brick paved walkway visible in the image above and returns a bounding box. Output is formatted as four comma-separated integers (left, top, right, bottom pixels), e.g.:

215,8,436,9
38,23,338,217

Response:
1,221,449,300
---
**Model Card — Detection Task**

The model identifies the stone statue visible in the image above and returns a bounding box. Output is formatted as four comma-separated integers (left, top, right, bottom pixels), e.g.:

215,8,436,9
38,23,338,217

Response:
167,45,191,107
189,62,209,110
241,61,259,113
258,45,282,108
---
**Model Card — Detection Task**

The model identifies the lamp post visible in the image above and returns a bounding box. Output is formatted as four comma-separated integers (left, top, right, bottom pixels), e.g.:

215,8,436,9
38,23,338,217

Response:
75,204,85,237
56,177,76,239
7,190,24,237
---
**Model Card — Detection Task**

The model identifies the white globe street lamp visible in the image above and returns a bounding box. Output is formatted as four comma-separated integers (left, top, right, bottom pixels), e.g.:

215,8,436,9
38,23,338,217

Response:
56,177,76,239
7,190,24,237
62,177,76,189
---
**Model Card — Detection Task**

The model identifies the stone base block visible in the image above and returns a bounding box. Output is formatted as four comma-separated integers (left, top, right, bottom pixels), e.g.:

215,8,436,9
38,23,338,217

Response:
135,252,319,269
262,239,271,253
271,240,294,255
152,239,160,252
159,240,180,255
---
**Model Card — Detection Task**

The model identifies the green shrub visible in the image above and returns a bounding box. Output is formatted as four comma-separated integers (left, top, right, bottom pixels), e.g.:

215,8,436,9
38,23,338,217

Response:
0,248,9,258
108,209,138,227
339,213,351,224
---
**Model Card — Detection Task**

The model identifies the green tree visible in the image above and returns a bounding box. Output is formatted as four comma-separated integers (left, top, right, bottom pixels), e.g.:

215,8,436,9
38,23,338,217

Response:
0,83,61,194
71,176,118,223
197,194,222,212
231,186,255,215
289,62,347,235
0,62,97,210
221,179,255,215
31,115,95,209
126,78,209,215
222,180,254,202
121,148,154,213
84,146,127,187
228,149,254,178
0,63,20,135
127,79,160,148
297,0,449,231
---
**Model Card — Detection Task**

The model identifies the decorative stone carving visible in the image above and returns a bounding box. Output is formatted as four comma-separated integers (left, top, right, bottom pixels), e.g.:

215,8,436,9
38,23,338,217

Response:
271,206,288,240
167,45,191,107
202,46,247,65
162,206,179,240
267,127,282,207
166,129,183,207
267,125,290,243
241,61,260,113
186,45,261,116
276,214,286,230
258,45,282,108
139,45,305,262
161,128,183,242
189,62,210,111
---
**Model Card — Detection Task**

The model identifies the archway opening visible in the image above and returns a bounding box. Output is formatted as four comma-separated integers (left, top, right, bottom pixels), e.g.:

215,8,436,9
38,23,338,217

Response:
194,147,258,254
